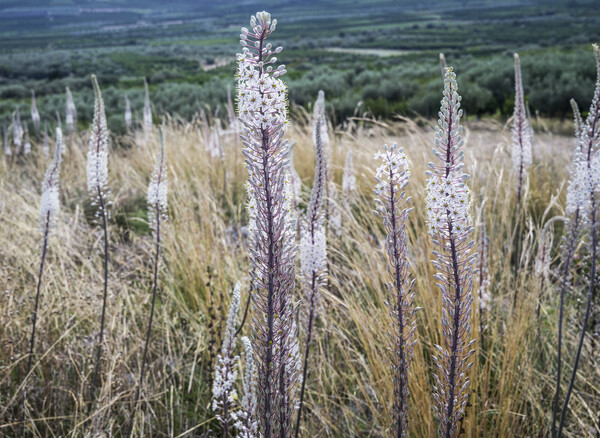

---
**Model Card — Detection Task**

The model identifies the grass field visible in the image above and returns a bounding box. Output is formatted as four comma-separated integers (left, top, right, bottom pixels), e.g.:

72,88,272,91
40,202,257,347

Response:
0,109,598,436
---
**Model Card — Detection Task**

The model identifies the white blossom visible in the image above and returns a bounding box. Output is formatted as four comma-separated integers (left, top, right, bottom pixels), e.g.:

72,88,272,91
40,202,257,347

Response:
124,94,132,132
342,149,356,197
147,129,168,238
511,53,533,200
212,282,241,430
86,75,110,217
65,86,77,134
235,336,258,438
40,128,64,233
31,90,41,134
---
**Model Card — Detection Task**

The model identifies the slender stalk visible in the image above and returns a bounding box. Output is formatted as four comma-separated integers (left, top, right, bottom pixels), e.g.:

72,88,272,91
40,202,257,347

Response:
557,201,597,437
21,212,50,436
89,191,109,408
126,206,161,438
294,273,316,438
551,210,579,437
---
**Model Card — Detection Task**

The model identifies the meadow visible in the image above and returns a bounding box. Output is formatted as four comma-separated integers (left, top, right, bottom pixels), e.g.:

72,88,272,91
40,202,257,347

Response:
0,3,600,438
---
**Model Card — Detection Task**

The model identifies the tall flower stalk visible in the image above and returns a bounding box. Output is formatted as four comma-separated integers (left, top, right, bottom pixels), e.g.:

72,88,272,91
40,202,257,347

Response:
22,128,64,433
143,78,152,139
374,144,417,437
65,86,77,135
124,95,132,133
512,53,532,210
551,98,586,436
425,67,477,438
342,149,356,202
236,11,297,437
31,90,40,137
127,128,168,437
87,75,111,407
213,283,242,438
294,91,329,438
556,43,600,438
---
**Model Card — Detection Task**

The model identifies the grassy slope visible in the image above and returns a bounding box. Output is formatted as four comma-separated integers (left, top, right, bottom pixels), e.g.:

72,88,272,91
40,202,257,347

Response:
0,112,597,436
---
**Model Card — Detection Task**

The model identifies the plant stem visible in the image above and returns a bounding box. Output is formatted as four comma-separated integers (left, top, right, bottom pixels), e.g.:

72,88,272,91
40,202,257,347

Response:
21,212,50,437
557,201,597,437
294,273,317,438
89,189,109,411
127,206,161,438
551,210,579,437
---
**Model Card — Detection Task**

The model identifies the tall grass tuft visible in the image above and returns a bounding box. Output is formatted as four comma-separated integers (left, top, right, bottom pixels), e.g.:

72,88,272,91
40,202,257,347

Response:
556,43,600,438
373,143,417,437
236,11,298,437
22,127,64,434
294,91,329,438
127,127,168,436
86,74,111,407
425,67,476,438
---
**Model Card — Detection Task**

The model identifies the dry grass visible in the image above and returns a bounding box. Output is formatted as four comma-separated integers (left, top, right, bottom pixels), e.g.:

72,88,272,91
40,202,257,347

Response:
0,112,598,437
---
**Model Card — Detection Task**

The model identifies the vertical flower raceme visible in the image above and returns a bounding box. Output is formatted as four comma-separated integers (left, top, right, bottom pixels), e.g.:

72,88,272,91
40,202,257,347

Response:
342,149,356,201
31,90,40,136
23,128,64,426
213,282,242,438
65,87,77,135
12,109,23,149
313,91,332,222
236,336,259,438
236,11,297,437
124,95,132,133
86,75,111,406
511,53,532,208
294,90,329,436
24,128,31,155
373,144,417,437
425,67,476,438
556,43,600,438
143,78,152,138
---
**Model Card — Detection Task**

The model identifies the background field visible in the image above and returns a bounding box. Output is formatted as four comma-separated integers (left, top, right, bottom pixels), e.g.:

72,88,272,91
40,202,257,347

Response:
1,0,600,133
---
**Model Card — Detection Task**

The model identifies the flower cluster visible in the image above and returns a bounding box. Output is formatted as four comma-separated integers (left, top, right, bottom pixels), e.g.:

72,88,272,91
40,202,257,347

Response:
39,128,64,233
143,78,152,135
147,129,168,239
87,75,111,219
373,143,417,437
425,68,472,239
31,90,40,134
124,95,132,132
24,128,31,155
427,67,477,438
299,226,326,278
511,53,533,200
235,336,258,438
12,109,23,148
65,86,77,135
425,176,472,236
213,283,242,432
342,149,356,197
237,12,298,437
